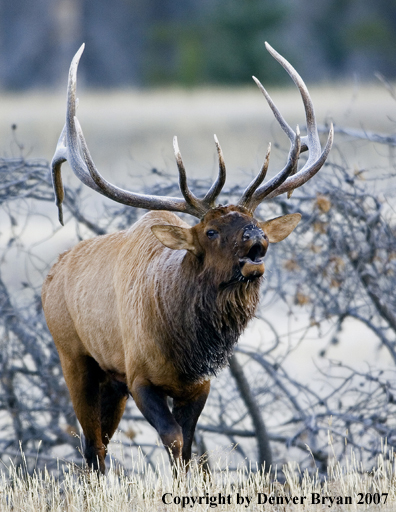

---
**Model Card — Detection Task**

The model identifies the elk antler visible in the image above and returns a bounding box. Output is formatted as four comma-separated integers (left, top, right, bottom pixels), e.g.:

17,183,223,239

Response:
238,42,334,213
51,43,333,224
51,44,226,223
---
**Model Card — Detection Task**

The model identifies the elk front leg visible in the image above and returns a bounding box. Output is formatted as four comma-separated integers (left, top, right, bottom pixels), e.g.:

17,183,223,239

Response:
130,377,183,463
172,381,210,465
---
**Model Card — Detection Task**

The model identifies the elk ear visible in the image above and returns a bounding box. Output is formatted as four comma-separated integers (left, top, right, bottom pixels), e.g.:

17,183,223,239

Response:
258,213,301,243
151,225,200,255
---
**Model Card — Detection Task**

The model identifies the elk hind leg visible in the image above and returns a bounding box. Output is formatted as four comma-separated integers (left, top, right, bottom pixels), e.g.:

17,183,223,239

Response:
100,378,129,449
59,354,106,473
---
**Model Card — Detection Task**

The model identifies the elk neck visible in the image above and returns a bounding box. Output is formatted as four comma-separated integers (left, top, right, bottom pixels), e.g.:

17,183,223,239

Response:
152,248,262,383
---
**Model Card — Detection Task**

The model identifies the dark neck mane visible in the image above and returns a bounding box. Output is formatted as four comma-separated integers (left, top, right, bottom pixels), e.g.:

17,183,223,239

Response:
156,259,262,382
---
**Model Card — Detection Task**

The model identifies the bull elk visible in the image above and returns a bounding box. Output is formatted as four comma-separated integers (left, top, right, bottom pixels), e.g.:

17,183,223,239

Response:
42,43,333,474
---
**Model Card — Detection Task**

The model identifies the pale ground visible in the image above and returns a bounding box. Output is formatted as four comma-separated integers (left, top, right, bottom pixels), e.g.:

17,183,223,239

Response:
0,81,394,183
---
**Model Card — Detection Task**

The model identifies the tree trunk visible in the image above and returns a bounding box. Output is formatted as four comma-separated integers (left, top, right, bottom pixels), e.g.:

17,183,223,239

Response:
229,354,272,471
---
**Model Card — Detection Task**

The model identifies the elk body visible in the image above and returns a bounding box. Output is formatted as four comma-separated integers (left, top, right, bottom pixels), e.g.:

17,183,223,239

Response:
42,43,333,474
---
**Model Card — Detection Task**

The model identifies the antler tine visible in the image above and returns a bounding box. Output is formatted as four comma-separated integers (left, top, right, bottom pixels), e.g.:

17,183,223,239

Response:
173,136,207,216
264,124,333,201
252,76,309,153
203,135,227,208
51,125,67,225
252,77,294,144
265,42,320,156
247,128,301,211
64,44,103,192
238,143,271,209
241,42,333,211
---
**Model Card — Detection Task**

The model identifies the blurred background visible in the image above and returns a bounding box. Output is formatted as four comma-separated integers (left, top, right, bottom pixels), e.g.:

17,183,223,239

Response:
0,0,396,90
0,0,396,475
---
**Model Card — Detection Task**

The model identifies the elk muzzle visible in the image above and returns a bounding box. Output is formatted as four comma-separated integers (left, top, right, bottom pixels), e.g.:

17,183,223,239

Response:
239,226,268,279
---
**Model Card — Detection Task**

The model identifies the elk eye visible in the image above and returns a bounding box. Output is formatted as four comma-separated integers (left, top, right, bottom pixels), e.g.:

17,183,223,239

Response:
206,229,219,240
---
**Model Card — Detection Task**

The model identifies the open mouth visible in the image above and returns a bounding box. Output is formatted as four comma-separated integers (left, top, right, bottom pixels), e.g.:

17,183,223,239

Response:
247,243,266,262
239,243,266,279
220,243,267,289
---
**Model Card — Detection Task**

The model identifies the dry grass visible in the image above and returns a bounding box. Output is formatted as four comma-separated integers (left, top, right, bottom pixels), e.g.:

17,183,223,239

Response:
1,445,395,511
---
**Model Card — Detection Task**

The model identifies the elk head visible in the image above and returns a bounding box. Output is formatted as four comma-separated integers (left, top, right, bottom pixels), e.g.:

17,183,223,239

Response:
152,205,301,285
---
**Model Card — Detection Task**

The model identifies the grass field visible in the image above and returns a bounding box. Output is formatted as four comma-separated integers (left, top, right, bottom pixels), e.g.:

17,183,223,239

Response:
0,445,395,511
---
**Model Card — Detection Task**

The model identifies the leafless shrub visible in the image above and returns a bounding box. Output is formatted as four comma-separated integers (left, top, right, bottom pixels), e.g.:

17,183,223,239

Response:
0,131,395,476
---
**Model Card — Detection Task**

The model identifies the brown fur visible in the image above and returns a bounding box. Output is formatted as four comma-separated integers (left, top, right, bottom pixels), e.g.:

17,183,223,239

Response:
42,206,300,472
